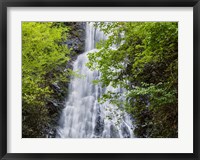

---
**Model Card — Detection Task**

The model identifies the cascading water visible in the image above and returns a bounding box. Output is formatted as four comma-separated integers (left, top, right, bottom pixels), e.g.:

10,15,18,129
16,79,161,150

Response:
56,22,134,138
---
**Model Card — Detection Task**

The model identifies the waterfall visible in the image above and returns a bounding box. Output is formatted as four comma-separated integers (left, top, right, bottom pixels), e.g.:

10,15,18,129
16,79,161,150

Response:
56,22,134,138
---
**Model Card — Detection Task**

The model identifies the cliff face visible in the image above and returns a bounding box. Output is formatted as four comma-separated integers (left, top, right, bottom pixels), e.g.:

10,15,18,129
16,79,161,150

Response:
65,22,86,55
45,22,86,138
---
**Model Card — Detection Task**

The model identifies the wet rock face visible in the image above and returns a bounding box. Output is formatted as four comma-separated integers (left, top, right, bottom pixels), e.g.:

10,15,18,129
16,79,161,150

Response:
46,128,57,138
121,123,131,138
93,105,104,137
64,22,86,54
110,125,120,138
94,115,104,137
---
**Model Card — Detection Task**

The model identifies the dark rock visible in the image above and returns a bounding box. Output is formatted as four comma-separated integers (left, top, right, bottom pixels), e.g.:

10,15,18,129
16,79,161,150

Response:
65,22,86,54
94,115,104,137
110,125,120,138
121,123,131,138
97,87,101,99
47,128,57,138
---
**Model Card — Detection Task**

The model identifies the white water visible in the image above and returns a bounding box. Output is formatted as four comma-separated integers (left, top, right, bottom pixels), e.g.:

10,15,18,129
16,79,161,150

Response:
56,23,134,138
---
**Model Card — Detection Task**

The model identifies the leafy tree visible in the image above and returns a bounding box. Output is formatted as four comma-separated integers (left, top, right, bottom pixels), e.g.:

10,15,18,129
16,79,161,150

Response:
87,22,178,138
22,22,70,137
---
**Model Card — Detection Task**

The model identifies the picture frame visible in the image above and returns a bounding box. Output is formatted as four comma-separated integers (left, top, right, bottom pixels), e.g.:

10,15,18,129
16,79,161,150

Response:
0,0,199,159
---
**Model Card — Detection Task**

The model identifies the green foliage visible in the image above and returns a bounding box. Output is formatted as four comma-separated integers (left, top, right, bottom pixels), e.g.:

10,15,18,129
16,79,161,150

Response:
22,22,70,137
87,22,178,138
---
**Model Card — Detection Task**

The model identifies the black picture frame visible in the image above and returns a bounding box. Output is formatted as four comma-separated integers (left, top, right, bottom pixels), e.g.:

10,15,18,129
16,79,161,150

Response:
0,0,199,159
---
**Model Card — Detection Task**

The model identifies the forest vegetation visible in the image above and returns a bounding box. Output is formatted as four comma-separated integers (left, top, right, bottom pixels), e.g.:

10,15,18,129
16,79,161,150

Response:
22,22,178,138
22,22,85,137
87,22,178,138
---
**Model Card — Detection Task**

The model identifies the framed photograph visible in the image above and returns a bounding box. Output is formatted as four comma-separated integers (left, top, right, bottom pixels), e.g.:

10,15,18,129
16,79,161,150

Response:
0,0,199,159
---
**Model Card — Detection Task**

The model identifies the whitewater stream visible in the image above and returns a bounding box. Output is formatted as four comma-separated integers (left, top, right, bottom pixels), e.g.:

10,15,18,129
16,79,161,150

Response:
56,23,134,138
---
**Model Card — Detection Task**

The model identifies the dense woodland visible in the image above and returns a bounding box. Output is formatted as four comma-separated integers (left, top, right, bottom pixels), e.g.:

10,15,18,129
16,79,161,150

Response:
22,22,178,138
22,22,85,137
